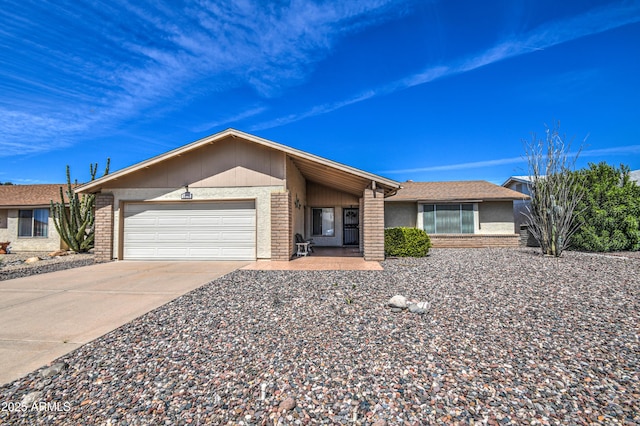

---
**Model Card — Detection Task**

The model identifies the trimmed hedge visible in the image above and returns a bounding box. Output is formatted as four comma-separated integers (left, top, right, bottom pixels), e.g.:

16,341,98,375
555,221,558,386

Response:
384,227,431,257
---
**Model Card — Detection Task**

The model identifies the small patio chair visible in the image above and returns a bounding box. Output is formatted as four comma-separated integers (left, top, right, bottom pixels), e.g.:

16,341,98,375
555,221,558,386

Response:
295,233,314,253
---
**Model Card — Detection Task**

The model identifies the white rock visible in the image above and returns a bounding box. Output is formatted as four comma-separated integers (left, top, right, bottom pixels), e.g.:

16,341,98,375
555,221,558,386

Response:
416,301,431,310
388,295,407,309
21,391,42,406
24,257,40,264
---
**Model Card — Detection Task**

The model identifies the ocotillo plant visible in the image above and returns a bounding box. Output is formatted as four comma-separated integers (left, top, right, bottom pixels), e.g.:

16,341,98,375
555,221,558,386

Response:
51,160,110,252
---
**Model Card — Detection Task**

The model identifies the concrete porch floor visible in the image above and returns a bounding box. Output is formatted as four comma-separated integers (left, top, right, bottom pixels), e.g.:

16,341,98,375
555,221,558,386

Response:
242,247,383,271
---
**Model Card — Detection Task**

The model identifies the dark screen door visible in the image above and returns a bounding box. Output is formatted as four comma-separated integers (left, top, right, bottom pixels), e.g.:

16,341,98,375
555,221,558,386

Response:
343,208,359,245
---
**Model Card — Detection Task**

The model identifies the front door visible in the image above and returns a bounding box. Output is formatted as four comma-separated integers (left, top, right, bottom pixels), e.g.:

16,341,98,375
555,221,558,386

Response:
343,208,359,246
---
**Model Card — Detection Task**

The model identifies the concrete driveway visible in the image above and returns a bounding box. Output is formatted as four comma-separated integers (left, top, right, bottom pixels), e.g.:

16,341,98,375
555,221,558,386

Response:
0,260,247,385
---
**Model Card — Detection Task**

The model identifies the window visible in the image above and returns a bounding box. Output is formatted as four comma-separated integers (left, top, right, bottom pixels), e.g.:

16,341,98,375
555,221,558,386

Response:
423,204,474,234
18,209,49,237
312,208,334,237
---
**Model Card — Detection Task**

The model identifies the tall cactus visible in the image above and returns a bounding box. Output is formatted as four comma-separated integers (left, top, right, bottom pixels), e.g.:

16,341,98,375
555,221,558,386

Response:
50,160,110,252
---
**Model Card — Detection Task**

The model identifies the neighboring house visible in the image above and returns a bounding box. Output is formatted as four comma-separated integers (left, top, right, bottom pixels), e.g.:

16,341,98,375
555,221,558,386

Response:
76,129,400,262
386,180,528,248
0,184,68,252
631,169,640,183
502,175,533,232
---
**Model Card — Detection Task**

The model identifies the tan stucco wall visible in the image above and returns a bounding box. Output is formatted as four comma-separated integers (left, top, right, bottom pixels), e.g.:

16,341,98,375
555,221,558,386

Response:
477,201,516,234
386,201,516,235
105,137,285,189
286,157,306,240
107,186,283,260
0,209,63,251
384,202,417,228
305,182,360,246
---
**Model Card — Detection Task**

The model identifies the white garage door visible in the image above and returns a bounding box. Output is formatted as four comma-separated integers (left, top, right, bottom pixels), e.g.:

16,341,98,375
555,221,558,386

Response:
123,201,256,260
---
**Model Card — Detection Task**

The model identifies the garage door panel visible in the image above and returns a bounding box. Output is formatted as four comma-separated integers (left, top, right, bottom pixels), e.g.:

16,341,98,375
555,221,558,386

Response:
125,248,159,258
220,247,255,257
126,217,158,226
125,232,158,242
220,230,255,241
222,216,255,226
123,201,256,261
158,216,190,226
189,216,223,226
155,232,191,242
189,231,222,241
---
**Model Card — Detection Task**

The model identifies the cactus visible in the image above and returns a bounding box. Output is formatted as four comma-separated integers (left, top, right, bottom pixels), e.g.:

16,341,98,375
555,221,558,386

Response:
50,160,110,253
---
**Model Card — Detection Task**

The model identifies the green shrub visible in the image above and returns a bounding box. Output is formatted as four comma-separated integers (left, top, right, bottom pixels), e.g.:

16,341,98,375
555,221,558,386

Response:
384,227,431,257
571,162,640,252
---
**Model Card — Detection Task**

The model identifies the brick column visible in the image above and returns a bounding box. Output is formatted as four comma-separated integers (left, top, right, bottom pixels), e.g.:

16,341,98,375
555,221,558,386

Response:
94,193,114,263
271,191,292,261
363,188,385,261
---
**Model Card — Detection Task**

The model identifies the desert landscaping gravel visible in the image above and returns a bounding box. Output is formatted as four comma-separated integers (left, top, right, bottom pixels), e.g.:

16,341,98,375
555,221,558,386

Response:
0,248,638,425
0,252,94,281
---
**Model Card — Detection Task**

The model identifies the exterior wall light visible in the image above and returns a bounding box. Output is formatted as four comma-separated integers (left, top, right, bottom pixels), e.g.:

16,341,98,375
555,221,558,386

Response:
181,185,193,200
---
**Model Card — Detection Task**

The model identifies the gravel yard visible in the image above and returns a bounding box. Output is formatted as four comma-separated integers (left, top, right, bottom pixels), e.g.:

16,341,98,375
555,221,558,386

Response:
0,252,94,281
0,248,638,425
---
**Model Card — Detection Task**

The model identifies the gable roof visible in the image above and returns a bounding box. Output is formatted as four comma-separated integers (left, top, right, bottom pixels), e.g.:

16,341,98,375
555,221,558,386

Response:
0,184,70,208
631,170,640,182
76,128,401,196
502,175,534,187
386,180,529,202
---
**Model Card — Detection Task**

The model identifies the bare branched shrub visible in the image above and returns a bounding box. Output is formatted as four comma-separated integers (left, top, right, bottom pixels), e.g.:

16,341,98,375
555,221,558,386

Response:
523,123,585,257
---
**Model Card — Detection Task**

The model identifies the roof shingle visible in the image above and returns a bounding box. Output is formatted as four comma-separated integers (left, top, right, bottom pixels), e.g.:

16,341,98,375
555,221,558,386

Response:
0,184,70,208
386,180,529,202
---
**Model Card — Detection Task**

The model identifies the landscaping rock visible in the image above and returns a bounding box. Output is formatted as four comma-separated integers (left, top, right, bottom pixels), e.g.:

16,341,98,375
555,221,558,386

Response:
387,294,407,309
21,391,42,407
279,397,296,411
1,248,637,425
1,251,94,281
407,303,427,314
415,301,430,310
24,256,40,264
41,362,68,378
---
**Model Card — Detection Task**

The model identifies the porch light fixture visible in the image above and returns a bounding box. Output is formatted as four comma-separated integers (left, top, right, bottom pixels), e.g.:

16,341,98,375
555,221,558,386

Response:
181,185,193,200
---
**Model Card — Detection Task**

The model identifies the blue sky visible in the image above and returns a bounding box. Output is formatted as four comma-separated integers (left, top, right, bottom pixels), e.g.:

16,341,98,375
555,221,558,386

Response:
1,0,639,185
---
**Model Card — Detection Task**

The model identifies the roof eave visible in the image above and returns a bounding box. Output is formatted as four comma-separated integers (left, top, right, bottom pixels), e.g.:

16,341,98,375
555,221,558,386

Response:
76,128,401,194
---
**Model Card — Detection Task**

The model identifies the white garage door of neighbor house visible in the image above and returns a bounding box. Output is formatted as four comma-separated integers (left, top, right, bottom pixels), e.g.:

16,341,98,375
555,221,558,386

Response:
123,201,256,260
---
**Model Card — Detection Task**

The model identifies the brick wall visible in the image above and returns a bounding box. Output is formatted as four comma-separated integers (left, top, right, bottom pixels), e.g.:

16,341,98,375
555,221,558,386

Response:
94,193,114,262
270,191,292,260
363,189,385,261
429,234,521,248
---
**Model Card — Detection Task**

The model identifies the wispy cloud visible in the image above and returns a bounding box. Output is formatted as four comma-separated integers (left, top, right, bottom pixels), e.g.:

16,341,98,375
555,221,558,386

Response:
192,106,268,133
383,157,525,174
254,2,640,130
581,144,640,157
382,145,640,174
0,0,412,156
